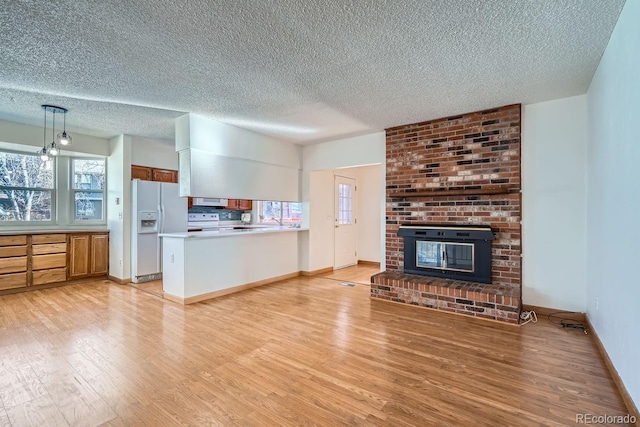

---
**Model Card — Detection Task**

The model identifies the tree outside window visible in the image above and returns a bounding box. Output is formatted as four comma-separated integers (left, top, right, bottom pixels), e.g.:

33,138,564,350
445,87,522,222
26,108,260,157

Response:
258,201,302,224
72,159,105,221
0,151,54,222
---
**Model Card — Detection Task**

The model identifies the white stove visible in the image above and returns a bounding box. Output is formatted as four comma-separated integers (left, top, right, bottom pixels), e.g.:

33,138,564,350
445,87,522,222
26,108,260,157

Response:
187,213,220,231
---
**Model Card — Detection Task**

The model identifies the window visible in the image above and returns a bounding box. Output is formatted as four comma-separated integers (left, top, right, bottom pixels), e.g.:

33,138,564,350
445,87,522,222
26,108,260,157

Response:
258,201,302,225
0,151,55,222
72,158,105,221
337,182,353,225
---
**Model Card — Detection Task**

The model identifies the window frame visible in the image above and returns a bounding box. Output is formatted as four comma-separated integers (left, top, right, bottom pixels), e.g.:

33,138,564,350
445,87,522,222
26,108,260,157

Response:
256,200,302,225
70,157,106,224
0,149,56,225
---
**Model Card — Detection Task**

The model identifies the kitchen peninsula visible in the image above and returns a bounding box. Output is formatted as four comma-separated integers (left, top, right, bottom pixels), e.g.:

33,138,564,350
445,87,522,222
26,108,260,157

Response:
160,226,308,304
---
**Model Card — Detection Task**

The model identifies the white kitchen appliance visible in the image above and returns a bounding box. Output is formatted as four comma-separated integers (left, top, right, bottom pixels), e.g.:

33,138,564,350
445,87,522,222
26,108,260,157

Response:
131,179,188,283
187,213,220,231
192,197,228,207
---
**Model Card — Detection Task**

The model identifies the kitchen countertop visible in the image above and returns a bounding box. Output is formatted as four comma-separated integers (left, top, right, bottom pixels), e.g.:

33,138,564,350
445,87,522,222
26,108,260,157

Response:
0,229,109,236
160,226,308,239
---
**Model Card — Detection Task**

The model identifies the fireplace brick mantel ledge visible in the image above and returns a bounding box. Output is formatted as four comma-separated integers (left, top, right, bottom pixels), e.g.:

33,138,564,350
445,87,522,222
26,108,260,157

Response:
371,271,521,323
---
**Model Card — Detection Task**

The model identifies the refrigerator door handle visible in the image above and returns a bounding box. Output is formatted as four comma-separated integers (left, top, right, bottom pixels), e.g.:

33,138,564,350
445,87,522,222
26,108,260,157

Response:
158,204,163,233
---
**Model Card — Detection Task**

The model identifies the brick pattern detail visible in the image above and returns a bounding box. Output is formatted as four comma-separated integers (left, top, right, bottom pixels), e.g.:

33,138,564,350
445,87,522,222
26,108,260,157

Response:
371,272,521,323
374,104,522,323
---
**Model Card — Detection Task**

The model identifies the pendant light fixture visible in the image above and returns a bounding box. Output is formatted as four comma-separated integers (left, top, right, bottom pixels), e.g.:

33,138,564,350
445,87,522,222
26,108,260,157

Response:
57,107,72,146
38,105,69,161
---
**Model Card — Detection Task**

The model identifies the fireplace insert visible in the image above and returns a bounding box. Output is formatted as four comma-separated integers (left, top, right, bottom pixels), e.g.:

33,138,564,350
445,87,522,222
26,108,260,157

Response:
397,225,495,283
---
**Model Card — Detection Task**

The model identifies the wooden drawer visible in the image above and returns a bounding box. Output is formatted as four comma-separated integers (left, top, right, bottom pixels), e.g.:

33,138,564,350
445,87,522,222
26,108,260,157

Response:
0,272,27,290
0,246,27,258
0,235,27,246
0,256,27,274
32,268,67,286
32,243,67,255
32,253,66,270
32,234,67,244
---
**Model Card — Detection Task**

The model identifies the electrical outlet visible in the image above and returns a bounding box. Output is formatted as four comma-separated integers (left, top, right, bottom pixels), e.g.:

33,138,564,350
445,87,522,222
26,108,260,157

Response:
595,296,599,311
170,254,175,263
119,259,123,266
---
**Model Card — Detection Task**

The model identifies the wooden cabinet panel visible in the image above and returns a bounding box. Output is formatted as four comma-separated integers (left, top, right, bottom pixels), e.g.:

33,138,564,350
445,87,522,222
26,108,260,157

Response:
32,253,66,271
0,235,27,246
225,199,252,210
132,165,178,183
32,268,67,286
152,168,178,183
69,235,90,278
32,234,67,244
69,233,108,279
0,246,27,257
32,243,67,255
91,234,109,275
0,232,107,294
237,199,252,210
0,272,27,290
0,256,27,274
132,165,152,180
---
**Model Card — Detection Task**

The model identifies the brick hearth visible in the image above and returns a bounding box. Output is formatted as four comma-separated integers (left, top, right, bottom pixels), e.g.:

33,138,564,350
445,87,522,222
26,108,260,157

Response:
372,104,522,323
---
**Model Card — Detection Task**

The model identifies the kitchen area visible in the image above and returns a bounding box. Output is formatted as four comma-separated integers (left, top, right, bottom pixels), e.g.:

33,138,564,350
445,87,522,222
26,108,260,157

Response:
129,162,306,303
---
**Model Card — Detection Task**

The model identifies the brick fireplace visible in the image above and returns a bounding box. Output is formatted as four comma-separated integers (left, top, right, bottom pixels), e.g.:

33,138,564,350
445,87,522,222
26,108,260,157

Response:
371,104,522,323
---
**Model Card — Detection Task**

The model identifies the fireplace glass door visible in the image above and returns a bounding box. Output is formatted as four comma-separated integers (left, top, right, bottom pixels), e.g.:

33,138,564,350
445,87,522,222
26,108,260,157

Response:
416,241,474,272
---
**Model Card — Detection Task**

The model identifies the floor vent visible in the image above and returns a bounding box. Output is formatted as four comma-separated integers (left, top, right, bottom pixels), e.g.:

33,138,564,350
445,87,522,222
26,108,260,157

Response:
339,282,356,287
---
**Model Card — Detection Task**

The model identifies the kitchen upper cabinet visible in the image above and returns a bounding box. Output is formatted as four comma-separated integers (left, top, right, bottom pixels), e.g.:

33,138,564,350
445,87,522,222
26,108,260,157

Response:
132,165,153,181
69,233,109,279
225,199,252,210
131,165,178,183
152,168,178,183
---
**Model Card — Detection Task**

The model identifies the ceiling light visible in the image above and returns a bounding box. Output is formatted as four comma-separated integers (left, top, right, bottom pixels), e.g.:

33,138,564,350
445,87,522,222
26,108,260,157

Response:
57,107,72,145
39,105,69,161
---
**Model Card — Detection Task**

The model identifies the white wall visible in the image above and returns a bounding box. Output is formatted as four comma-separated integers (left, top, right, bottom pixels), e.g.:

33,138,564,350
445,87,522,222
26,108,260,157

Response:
522,95,587,311
308,169,335,271
0,119,109,157
106,135,132,280
302,132,386,271
354,165,382,262
586,0,640,408
131,136,177,170
176,114,302,201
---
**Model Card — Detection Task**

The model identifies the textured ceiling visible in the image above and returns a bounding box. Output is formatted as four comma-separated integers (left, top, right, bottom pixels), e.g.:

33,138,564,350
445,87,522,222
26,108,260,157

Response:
0,0,626,145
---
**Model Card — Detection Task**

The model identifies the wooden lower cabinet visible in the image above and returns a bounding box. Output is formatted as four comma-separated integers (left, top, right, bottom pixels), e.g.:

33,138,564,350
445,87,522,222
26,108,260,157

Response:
91,234,109,275
31,234,68,286
0,231,109,293
69,233,109,279
0,235,28,290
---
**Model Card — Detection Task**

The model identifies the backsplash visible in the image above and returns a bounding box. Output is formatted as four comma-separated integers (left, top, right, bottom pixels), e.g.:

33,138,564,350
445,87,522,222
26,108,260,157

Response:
188,206,249,221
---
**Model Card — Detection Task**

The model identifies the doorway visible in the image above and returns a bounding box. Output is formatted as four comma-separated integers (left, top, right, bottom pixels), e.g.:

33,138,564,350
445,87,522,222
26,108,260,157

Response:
334,175,357,269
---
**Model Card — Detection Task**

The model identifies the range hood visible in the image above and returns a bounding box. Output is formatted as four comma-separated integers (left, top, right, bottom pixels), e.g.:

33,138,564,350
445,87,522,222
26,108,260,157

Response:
192,197,228,207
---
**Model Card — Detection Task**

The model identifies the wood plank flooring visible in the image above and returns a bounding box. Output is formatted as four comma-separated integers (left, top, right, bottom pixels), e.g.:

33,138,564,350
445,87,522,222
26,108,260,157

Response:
0,268,633,426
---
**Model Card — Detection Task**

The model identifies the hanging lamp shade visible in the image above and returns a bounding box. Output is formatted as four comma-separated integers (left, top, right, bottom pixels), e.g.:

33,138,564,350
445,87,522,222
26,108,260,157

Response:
57,109,72,145
38,105,69,161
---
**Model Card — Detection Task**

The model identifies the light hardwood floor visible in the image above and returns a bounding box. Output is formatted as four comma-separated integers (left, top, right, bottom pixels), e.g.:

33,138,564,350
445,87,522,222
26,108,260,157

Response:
0,269,632,426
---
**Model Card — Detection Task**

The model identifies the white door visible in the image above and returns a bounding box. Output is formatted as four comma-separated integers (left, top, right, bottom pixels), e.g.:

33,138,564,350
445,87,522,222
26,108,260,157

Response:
334,175,357,269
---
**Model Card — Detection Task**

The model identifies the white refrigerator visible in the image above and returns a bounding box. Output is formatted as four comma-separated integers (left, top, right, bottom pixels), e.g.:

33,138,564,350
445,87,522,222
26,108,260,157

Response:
131,179,188,283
